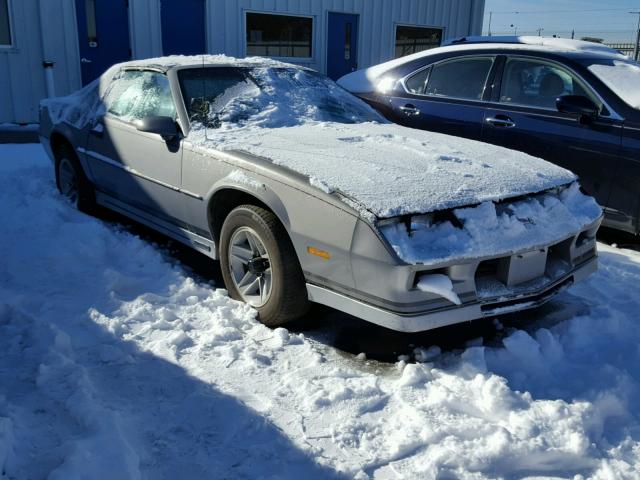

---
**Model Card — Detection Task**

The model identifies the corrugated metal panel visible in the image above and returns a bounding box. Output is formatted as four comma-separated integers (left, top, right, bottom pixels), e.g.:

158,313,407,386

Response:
131,0,163,59
39,0,82,98
0,0,45,123
0,0,81,123
208,0,482,73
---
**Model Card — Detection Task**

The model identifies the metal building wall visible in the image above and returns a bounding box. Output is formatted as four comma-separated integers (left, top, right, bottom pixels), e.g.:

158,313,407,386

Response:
206,0,486,73
0,0,80,124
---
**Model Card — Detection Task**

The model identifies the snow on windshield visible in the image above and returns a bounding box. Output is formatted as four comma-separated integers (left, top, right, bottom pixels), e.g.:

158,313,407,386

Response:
588,59,640,110
180,67,384,130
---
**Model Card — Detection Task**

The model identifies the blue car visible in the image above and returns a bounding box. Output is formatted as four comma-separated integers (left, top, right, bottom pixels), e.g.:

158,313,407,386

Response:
338,36,640,234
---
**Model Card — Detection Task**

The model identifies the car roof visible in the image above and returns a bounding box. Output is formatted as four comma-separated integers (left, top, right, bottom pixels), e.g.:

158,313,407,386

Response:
442,36,625,58
337,36,630,93
397,36,627,66
116,54,303,73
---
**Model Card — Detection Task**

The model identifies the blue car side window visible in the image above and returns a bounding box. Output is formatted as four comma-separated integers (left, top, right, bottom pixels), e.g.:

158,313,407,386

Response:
500,58,600,110
423,57,494,101
405,67,431,94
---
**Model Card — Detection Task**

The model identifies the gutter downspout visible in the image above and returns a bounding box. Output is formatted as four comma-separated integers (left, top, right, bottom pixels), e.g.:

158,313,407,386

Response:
43,60,56,98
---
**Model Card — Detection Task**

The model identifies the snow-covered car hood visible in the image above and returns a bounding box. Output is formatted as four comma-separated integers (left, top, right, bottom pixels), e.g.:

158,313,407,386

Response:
194,122,577,219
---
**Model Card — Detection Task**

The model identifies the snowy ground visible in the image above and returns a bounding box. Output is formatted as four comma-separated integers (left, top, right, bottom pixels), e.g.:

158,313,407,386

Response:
1,143,640,479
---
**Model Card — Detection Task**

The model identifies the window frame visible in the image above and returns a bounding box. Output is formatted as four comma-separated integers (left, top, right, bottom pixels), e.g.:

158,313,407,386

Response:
0,0,15,49
400,55,497,104
393,23,444,59
496,55,605,114
243,10,315,62
103,68,177,125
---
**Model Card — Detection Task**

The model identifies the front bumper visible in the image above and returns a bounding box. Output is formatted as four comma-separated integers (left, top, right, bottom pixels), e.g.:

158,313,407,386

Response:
307,255,597,333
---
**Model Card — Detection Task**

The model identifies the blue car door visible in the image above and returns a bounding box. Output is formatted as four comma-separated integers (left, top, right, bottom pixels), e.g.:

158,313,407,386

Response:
612,119,640,233
481,55,623,215
386,55,498,141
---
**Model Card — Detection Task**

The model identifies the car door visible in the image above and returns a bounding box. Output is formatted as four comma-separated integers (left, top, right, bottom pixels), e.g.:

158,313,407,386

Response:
85,69,186,223
387,55,498,141
611,117,640,233
482,55,623,210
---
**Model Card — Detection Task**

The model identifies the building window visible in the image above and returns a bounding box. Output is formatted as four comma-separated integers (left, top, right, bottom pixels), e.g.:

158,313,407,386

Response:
0,0,12,46
395,25,442,58
246,12,312,58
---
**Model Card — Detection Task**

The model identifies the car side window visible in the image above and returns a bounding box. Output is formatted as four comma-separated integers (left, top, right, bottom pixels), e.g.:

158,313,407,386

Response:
423,57,494,101
104,70,176,122
404,67,431,94
499,58,599,110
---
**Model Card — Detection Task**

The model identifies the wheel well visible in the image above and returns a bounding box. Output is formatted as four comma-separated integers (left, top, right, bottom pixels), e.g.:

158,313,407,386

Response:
50,132,73,160
209,189,272,246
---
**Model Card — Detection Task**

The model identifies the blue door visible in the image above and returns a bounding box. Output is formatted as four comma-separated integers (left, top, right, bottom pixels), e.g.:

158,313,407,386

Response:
75,0,131,85
327,13,359,80
161,0,206,55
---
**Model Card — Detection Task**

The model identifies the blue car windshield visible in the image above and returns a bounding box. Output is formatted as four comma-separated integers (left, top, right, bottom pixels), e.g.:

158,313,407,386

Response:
178,66,385,129
581,57,640,110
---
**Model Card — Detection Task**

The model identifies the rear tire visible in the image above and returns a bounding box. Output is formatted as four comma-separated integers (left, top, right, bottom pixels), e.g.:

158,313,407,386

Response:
220,205,309,327
54,144,96,214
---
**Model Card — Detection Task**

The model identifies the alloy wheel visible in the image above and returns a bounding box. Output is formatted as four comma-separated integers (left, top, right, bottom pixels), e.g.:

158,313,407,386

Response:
58,158,79,205
227,226,273,307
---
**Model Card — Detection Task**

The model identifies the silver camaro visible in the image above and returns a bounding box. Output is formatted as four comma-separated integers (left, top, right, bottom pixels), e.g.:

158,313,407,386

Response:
39,56,603,332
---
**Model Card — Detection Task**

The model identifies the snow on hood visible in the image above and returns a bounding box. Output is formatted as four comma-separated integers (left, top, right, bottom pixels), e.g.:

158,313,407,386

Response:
194,122,577,218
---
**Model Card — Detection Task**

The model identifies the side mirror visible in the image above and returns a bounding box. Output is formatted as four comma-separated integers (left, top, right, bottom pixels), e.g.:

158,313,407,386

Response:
556,95,599,123
135,116,179,140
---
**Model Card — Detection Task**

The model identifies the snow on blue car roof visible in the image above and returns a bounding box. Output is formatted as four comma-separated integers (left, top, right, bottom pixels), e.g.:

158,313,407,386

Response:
338,36,628,94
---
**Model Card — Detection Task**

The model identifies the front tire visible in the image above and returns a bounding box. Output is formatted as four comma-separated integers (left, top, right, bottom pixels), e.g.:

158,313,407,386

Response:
220,205,309,327
54,145,96,214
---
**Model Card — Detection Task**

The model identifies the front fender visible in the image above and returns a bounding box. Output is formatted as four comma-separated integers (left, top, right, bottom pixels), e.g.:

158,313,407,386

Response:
206,169,292,231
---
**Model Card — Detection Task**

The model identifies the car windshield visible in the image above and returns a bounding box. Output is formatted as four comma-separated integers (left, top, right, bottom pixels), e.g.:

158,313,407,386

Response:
582,58,640,110
177,66,385,130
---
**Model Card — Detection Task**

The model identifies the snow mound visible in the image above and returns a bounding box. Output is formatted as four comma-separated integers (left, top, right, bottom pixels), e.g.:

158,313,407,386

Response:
1,144,639,479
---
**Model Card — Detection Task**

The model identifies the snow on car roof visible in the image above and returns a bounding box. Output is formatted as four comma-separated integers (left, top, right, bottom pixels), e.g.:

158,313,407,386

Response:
338,37,627,94
118,54,301,72
443,36,624,56
40,55,308,131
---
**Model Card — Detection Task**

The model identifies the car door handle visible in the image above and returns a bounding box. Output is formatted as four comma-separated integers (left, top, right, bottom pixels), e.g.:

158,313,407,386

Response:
485,115,516,128
81,58,92,64
399,104,421,116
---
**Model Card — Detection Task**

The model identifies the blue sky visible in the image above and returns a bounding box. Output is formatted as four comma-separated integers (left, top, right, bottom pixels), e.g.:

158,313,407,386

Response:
483,0,640,43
